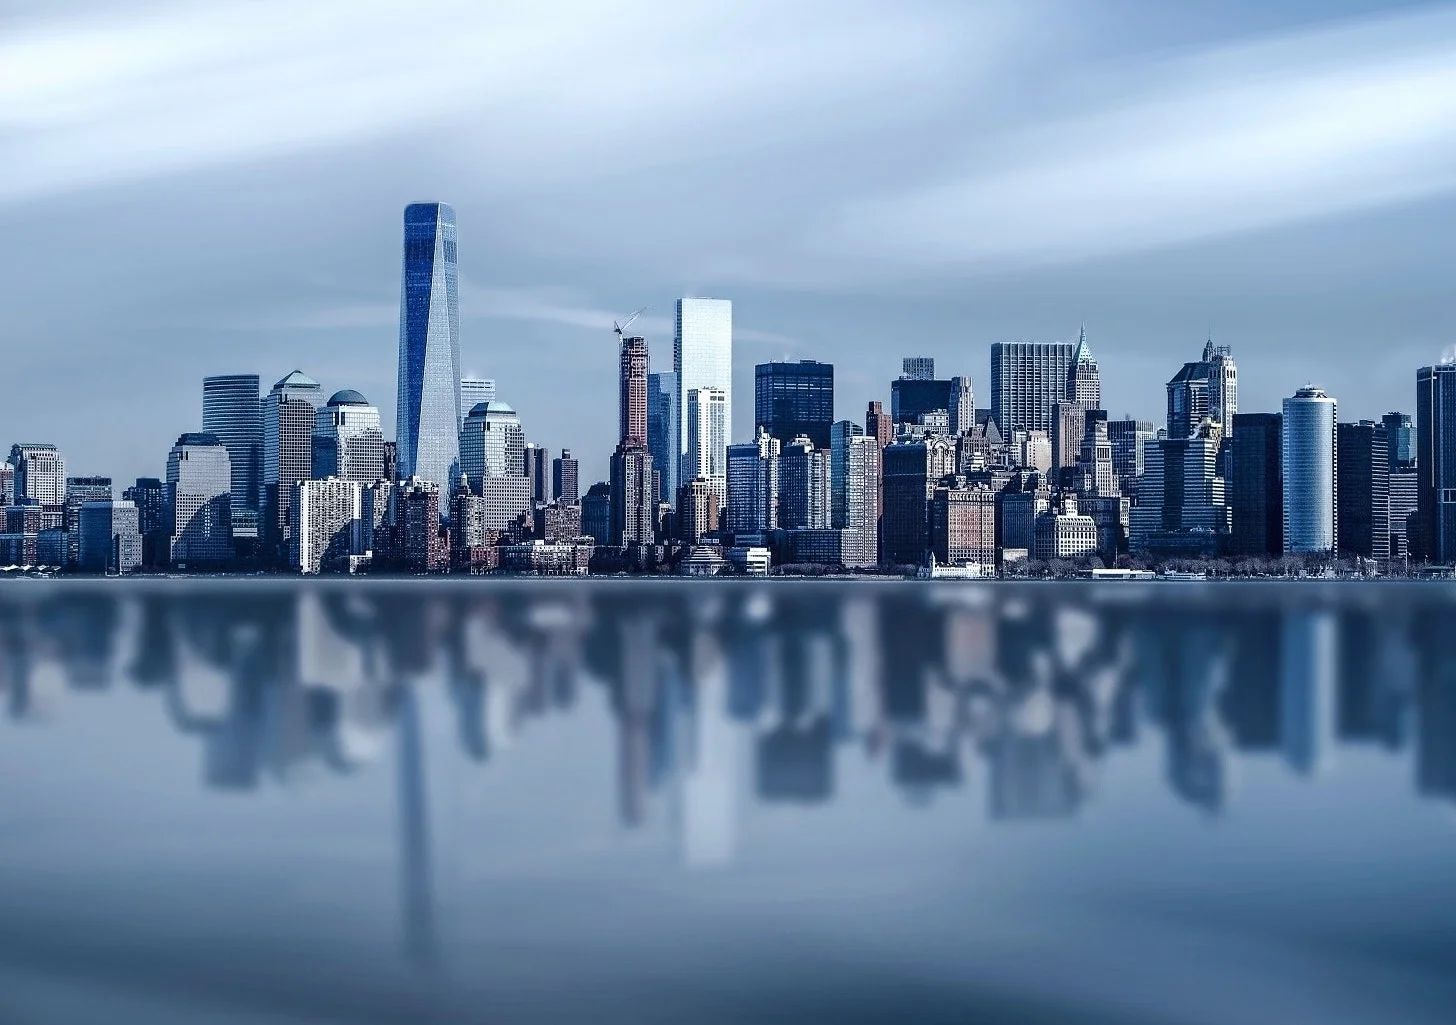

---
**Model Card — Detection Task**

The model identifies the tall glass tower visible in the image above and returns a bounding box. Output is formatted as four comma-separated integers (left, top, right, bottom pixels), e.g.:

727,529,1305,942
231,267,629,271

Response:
202,375,262,517
674,298,732,486
1282,386,1338,554
396,203,462,489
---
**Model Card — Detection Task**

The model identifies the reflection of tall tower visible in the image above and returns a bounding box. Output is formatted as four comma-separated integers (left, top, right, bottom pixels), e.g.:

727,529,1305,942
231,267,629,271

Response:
1410,611,1456,803
1280,611,1337,776
618,616,658,827
679,622,737,868
397,682,438,968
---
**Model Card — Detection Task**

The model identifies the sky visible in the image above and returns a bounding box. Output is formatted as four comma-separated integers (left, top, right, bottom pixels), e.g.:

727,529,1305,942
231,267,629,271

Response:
3,0,1456,486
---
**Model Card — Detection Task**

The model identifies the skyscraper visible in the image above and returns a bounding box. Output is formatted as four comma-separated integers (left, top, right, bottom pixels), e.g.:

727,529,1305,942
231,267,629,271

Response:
840,432,880,567
1416,363,1456,562
123,476,167,568
778,436,830,530
1381,411,1414,472
755,360,834,450
78,500,141,574
523,443,550,504
1108,418,1155,496
459,402,525,491
166,432,233,568
614,331,656,547
676,478,719,545
7,443,65,505
1229,412,1283,557
293,477,366,574
1167,340,1238,441
1282,386,1338,554
902,357,934,381
830,420,863,529
312,390,385,482
647,371,680,504
990,342,1075,435
553,449,580,504
674,298,732,484
882,436,956,565
1130,422,1228,555
617,335,649,446
262,370,322,559
460,377,496,411
1337,421,1389,559
63,476,112,566
726,427,780,534
1051,401,1087,474
1069,326,1102,408
396,203,462,487
686,386,728,509
202,374,262,519
949,376,975,436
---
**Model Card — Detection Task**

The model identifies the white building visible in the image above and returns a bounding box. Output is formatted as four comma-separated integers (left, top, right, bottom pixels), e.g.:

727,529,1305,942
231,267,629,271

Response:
166,433,233,567
675,297,732,486
1282,386,1338,554
312,390,385,482
293,478,368,574
460,401,525,492
7,443,65,505
687,386,728,510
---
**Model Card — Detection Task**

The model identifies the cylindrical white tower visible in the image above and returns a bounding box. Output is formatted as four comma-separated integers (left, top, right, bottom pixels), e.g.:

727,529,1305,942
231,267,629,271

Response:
1282,386,1338,553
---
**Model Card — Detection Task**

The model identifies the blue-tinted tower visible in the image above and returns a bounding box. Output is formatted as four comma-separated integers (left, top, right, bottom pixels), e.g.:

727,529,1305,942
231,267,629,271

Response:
395,203,462,490
648,371,679,504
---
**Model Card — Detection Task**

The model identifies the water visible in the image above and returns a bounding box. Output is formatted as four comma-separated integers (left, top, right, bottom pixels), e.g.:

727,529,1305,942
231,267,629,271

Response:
0,580,1452,1024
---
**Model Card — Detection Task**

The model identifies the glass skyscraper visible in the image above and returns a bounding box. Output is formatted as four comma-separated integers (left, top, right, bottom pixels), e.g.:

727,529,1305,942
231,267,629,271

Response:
396,203,462,489
202,375,262,517
648,371,679,504
674,298,732,486
1282,386,1338,554
312,390,385,483
1416,363,1456,562
755,359,834,450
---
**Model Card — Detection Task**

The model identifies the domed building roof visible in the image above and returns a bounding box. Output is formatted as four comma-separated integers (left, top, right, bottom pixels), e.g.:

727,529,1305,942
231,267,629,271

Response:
327,389,369,407
468,401,515,418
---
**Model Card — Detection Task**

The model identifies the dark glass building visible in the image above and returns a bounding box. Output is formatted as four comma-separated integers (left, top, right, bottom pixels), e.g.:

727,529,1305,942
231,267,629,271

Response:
755,360,834,450
1416,364,1456,562
1382,411,1414,472
647,371,679,503
1337,421,1389,559
395,203,461,488
1229,412,1282,557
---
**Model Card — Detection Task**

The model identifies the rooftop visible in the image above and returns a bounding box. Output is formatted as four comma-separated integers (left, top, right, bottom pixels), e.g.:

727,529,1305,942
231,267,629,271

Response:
327,389,369,407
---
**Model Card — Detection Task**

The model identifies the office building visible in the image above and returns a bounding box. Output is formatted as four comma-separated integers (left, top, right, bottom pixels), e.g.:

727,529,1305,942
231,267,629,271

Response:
726,427,780,534
1073,415,1117,497
677,478,720,544
1229,412,1283,557
460,377,496,411
892,376,968,431
166,432,233,568
395,202,462,487
63,476,112,566
383,441,398,482
997,476,1050,558
312,390,385,482
619,335,649,446
610,446,655,546
1108,418,1156,496
1012,430,1052,473
553,449,579,504
396,477,448,572
1390,470,1419,559
647,371,680,503
1034,494,1099,561
839,432,879,567
866,401,892,519
478,476,535,532
1051,401,1087,474
830,420,863,529
1382,411,1414,472
949,376,974,436
293,478,366,574
1167,340,1238,441
686,386,728,510
1282,386,1338,554
990,342,1075,435
202,374,262,519
779,436,830,530
123,477,167,568
1130,421,1228,556
8,443,65,505
78,501,141,574
1336,421,1389,559
536,500,583,542
1069,326,1101,408
755,360,834,450
931,481,996,570
902,357,934,381
674,298,733,486
523,443,549,504
882,435,956,565
460,401,525,492
0,464,12,506
263,370,323,558
1078,494,1129,563
1416,363,1456,562
581,482,612,544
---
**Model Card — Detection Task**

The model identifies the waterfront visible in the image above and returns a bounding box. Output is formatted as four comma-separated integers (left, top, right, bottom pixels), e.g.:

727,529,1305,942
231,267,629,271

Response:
1,580,1453,1024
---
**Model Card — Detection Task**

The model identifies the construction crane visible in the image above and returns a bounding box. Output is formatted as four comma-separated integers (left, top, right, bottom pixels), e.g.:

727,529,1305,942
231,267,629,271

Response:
613,307,648,338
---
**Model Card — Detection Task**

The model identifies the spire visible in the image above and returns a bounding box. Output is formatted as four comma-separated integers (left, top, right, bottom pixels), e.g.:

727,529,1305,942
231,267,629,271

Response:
1202,336,1215,362
1073,324,1095,364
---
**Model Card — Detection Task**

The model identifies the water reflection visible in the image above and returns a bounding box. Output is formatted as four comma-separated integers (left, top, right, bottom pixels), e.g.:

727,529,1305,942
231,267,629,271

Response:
1,581,1454,1021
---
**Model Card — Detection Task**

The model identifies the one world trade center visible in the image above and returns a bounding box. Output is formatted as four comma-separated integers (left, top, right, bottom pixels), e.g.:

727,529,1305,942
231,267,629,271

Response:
395,202,462,492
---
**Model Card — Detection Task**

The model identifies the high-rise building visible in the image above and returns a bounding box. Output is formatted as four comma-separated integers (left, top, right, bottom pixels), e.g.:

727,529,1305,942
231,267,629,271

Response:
1108,418,1156,496
610,446,655,546
882,436,956,565
674,298,732,486
931,481,996,570
312,390,385,482
581,482,612,544
677,478,720,544
553,449,580,504
902,357,934,381
1130,421,1228,555
1229,412,1283,557
166,432,233,568
686,386,728,510
647,371,680,503
1416,363,1456,562
63,476,112,566
383,441,398,482
460,377,496,411
1336,421,1389,560
830,420,863,529
1390,470,1419,559
1073,415,1117,497
78,501,141,574
1381,411,1414,472
619,335,649,446
523,442,549,504
123,477,167,568
891,375,969,431
949,376,975,436
293,477,366,574
202,374,262,519
460,401,525,492
1069,326,1101,409
1051,401,1087,474
726,427,780,534
755,360,834,450
1282,386,1338,555
839,432,879,567
396,477,447,572
866,401,893,451
1167,340,1238,440
396,202,462,487
990,342,1075,435
7,443,65,505
0,464,13,506
262,369,322,560
779,436,830,530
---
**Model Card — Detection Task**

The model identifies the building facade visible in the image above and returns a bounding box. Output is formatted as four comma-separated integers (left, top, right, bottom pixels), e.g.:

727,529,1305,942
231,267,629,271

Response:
8,443,65,505
989,342,1075,436
78,500,142,574
396,202,462,487
686,386,728,510
619,335,649,446
1336,421,1389,560
312,389,385,482
1108,418,1155,496
1166,340,1238,441
1416,363,1456,563
1282,386,1338,555
677,477,720,544
1130,424,1228,555
726,427,780,534
166,432,233,568
1229,412,1283,557
778,436,830,530
202,374,262,520
1382,411,1414,472
647,370,679,503
293,478,366,574
755,360,834,450
674,297,733,488
882,436,956,565
1069,327,1101,408
931,481,996,570
460,401,525,492
263,369,323,559
460,377,495,411
553,449,580,504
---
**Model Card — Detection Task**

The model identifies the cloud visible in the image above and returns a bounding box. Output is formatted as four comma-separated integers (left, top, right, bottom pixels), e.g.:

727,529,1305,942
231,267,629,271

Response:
820,5,1456,274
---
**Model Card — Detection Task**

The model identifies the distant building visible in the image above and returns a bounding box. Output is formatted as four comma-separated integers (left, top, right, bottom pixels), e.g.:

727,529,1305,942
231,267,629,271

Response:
523,442,549,504
293,478,367,574
931,481,996,571
1390,470,1419,559
755,359,834,450
1229,412,1283,557
123,477,168,568
1416,363,1456,563
0,464,13,506
552,448,580,504
686,386,728,510
263,370,323,560
536,500,582,542
1108,418,1155,496
902,356,935,381
1069,327,1102,409
610,446,655,546
891,375,968,433
383,441,398,482
460,377,496,410
166,432,233,568
677,477,720,545
1034,493,1099,561
312,389,385,482
674,297,733,494
779,436,830,530
1337,421,1389,560
1051,401,1087,475
882,436,956,565
726,427,780,534
832,423,881,566
1382,411,1414,472
202,374,262,519
1130,421,1228,556
64,475,112,565
460,401,525,492
8,443,65,505
990,342,1075,435
396,477,447,572
1282,386,1338,555
395,203,461,488
581,482,612,544
1166,340,1238,440
647,370,679,503
78,500,141,574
